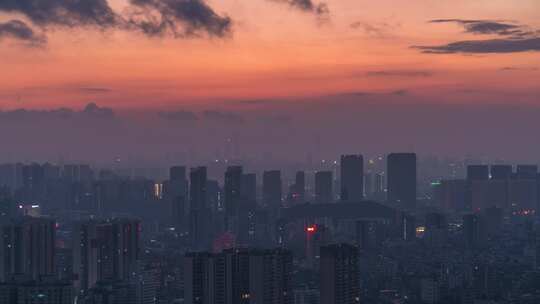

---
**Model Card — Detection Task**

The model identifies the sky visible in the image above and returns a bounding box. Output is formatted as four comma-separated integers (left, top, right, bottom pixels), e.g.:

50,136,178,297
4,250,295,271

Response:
0,0,539,163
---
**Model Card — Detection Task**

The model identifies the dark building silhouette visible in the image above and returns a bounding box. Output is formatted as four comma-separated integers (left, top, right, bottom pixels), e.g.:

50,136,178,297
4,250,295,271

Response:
320,244,359,304
241,173,257,208
398,212,416,241
263,170,282,207
289,171,305,205
164,166,188,232
190,167,208,211
190,167,209,249
467,165,489,181
315,171,333,204
340,155,364,202
0,276,73,304
170,166,187,182
295,171,305,203
355,220,386,250
463,214,485,249
0,216,56,282
184,248,292,304
72,218,141,295
425,212,447,247
516,165,538,179
79,280,134,304
490,165,513,180
225,166,243,217
387,153,417,210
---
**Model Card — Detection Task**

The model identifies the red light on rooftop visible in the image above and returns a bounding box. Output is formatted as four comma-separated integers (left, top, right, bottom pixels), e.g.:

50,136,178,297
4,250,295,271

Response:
306,226,317,233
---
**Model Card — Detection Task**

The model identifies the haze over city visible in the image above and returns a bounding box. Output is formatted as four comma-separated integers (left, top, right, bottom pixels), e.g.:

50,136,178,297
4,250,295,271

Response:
1,0,540,163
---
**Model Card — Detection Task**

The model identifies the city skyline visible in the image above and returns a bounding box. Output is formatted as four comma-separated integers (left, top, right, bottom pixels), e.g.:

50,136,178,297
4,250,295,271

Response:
1,2,540,303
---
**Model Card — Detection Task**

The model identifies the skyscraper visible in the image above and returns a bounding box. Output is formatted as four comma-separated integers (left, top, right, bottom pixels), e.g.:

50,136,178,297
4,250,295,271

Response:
0,216,56,282
387,153,417,210
467,165,489,181
225,166,243,217
490,165,512,180
73,218,141,294
463,214,485,249
170,166,187,182
516,165,538,179
466,165,489,212
165,166,188,232
315,171,333,204
241,173,257,208
320,244,359,304
340,155,364,202
184,248,292,304
263,170,282,207
294,171,306,204
190,167,209,249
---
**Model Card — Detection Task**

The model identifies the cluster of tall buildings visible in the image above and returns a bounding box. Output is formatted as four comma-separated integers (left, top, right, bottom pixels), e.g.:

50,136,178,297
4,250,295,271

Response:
1,153,540,303
434,164,540,212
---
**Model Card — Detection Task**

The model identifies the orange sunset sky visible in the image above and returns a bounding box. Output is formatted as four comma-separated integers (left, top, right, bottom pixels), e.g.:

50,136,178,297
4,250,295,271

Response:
0,0,539,110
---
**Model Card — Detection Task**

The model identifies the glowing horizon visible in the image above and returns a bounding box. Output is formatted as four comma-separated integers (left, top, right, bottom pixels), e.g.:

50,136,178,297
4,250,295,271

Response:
0,0,539,110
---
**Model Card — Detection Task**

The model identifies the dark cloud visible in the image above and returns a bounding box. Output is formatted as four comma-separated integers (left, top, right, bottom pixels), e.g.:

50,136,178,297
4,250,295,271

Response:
350,21,399,38
333,89,411,99
269,0,330,19
81,102,115,118
413,37,540,54
416,19,540,54
126,0,232,38
77,87,113,93
158,110,198,121
202,110,244,123
0,20,46,46
391,89,408,96
0,103,114,120
499,66,538,72
429,19,524,36
236,99,278,106
366,70,433,77
335,91,373,98
0,0,118,28
0,108,73,121
0,0,232,46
